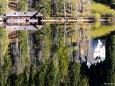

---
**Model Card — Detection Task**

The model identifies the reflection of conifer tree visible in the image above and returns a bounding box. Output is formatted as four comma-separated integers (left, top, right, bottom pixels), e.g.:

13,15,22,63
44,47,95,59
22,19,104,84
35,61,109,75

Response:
51,0,59,17
66,62,81,86
78,63,89,86
89,62,103,86
102,34,115,84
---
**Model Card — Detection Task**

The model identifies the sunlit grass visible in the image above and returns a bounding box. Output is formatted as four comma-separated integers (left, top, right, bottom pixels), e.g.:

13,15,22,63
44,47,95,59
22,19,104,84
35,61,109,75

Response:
91,2,115,17
91,24,115,38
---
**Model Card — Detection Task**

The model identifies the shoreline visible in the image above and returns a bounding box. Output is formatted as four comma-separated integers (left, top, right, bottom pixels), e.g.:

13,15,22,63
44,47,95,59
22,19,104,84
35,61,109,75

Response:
42,17,115,22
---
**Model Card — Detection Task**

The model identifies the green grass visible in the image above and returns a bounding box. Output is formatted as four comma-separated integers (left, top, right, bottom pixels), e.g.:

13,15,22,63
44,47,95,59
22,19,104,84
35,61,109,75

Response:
91,2,115,17
91,24,115,38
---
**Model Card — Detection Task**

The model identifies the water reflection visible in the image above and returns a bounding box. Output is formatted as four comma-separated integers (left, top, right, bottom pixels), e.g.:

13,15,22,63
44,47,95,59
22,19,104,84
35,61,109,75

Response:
84,39,105,67
0,11,44,30
3,22,113,69
0,22,114,84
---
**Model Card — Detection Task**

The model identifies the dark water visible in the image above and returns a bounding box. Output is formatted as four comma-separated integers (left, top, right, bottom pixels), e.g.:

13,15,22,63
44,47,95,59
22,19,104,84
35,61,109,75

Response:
0,22,115,86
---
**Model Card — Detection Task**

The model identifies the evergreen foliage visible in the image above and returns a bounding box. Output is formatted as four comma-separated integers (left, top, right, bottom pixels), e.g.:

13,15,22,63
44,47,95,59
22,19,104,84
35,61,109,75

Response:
17,0,28,11
0,0,115,85
0,0,8,14
102,33,115,84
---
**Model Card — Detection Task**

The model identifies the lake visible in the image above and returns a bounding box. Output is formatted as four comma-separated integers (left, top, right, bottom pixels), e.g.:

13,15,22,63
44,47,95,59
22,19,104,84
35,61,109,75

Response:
0,22,115,86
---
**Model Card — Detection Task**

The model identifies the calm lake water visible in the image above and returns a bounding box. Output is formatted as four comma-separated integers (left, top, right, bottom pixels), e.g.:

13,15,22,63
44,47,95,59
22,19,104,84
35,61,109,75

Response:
0,22,115,86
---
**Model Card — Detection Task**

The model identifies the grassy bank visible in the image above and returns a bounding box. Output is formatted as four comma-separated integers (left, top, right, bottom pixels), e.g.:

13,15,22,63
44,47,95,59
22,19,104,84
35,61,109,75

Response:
91,2,115,18
91,23,115,38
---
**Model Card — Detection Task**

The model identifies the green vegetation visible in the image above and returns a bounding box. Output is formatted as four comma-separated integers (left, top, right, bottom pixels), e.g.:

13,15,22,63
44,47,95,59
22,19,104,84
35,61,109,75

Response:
35,0,90,17
17,0,28,11
0,0,8,14
0,28,12,86
19,31,30,74
58,46,70,84
1,52,12,86
93,13,101,19
103,34,115,83
67,62,81,86
36,0,51,17
0,0,115,86
92,2,115,17
0,22,115,86
91,24,115,38
0,28,10,64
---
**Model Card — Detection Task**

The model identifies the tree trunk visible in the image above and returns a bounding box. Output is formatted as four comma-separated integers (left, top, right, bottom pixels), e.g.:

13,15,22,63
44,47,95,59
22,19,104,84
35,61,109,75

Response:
64,0,66,18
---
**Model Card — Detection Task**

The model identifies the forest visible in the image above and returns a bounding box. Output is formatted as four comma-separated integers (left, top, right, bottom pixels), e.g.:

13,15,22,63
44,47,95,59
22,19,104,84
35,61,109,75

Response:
0,24,115,86
0,0,115,86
